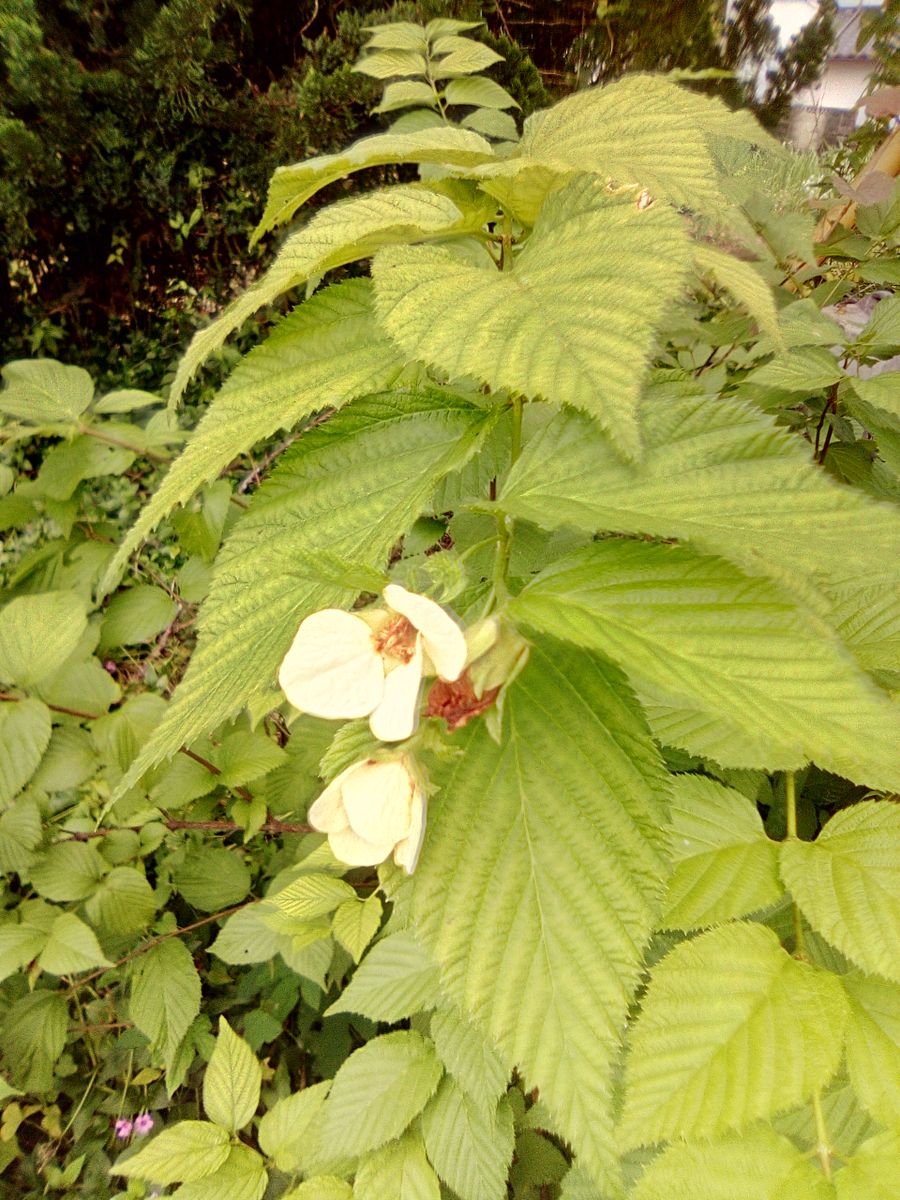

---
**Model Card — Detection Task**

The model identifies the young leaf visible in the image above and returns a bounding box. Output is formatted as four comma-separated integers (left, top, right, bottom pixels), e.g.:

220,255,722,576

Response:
429,1004,509,1114
114,392,497,785
499,384,900,588
746,345,845,391
0,591,87,687
374,177,690,460
110,1121,230,1183
28,841,107,903
172,184,486,402
842,974,900,1127
84,866,158,935
421,1079,514,1200
0,697,51,805
659,774,783,930
209,904,282,965
0,795,43,875
332,894,383,963
0,922,48,984
130,939,202,1068
251,124,493,240
203,1017,262,1133
162,1144,267,1200
353,1129,440,1200
510,539,900,788
443,76,519,110
431,39,504,79
779,801,900,983
326,930,441,1021
411,640,670,1188
374,81,438,114
354,48,428,78
37,912,112,976
619,923,848,1148
318,1031,443,1157
361,22,427,51
269,874,357,922
629,1127,834,1200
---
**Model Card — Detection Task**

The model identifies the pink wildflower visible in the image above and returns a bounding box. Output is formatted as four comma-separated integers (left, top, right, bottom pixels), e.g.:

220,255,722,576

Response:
133,1112,154,1135
114,1118,132,1139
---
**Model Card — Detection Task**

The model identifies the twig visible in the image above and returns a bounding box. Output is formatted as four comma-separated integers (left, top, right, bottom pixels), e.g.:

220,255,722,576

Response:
62,817,312,840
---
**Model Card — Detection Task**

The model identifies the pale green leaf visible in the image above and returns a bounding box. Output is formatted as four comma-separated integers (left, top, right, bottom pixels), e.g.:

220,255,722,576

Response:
113,393,496,784
429,1004,509,1113
425,19,484,39
92,387,161,414
747,345,845,391
361,22,427,51
431,40,504,79
0,921,48,984
269,874,356,921
0,591,87,687
30,725,96,792
0,359,93,425
354,48,427,78
319,1031,443,1157
0,795,43,874
779,801,900,983
281,1180,352,1200
843,974,900,1127
173,847,252,912
90,692,167,774
111,1121,230,1183
327,931,440,1021
331,894,383,963
354,1130,440,1200
443,76,518,110
859,294,900,351
23,434,134,500
510,540,900,788
0,990,68,1092
374,81,437,114
214,730,287,786
28,840,107,902
209,904,280,965
460,108,519,141
83,866,157,935
203,1018,261,1133
174,184,485,402
0,697,51,805
37,912,111,976
660,774,782,930
834,1130,900,1200
630,1127,834,1200
169,1144,267,1200
775,1075,880,1160
130,939,202,1067
692,242,781,344
619,923,849,1148
98,585,176,651
374,177,689,460
826,574,900,674
845,374,900,476
559,1166,603,1200
411,641,669,1188
257,1081,330,1172
499,383,900,592
421,1078,514,1200
35,655,120,716
252,128,492,244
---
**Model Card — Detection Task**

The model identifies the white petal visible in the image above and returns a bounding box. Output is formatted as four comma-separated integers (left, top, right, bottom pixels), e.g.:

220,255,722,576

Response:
307,763,358,833
393,788,427,874
383,583,466,681
328,826,396,867
341,759,415,846
369,640,424,742
278,609,384,718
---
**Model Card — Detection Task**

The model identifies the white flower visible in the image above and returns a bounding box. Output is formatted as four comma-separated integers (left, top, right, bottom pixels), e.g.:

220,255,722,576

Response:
278,584,466,741
308,757,426,873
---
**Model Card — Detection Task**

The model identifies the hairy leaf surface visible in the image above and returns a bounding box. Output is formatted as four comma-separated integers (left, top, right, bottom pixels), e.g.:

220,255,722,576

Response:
842,974,900,1127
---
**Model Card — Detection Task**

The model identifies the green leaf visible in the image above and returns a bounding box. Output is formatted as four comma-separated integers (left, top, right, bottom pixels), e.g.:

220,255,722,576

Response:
110,1121,230,1184
0,591,87,687
659,774,783,930
362,21,427,50
24,434,134,500
0,920,48,983
91,692,168,774
444,76,518,109
630,1127,835,1200
327,931,440,1021
214,730,288,786
209,903,281,965
559,1166,603,1200
509,540,900,788
30,725,97,792
619,923,849,1148
0,697,51,804
421,1079,514,1200
354,1129,440,1200
173,847,252,912
411,640,669,1188
374,81,438,114
692,242,781,344
0,795,43,874
130,939,202,1067
429,1004,508,1114
845,374,900,476
92,387,161,414
37,912,111,976
269,874,357,921
174,184,488,402
858,294,900,352
779,801,900,983
843,974,900,1127
499,383,900,586
257,1081,330,1173
354,48,428,78
835,1130,900,1200
113,392,496,784
331,894,383,963
0,359,93,425
460,108,519,141
432,40,504,79
203,1017,261,1133
281,1180,352,1200
374,177,689,460
28,840,107,902
319,1031,443,1157
252,128,492,243
747,345,845,391
84,866,158,935
98,585,176,652
775,1075,879,1161
0,989,69,1092
35,655,121,716
167,1144,267,1200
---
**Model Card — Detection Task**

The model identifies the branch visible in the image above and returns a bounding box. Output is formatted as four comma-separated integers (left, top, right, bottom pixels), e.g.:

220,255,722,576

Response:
62,817,313,840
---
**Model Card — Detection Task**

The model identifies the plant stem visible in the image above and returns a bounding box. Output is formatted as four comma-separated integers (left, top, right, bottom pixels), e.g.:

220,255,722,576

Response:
785,770,806,957
510,393,523,466
812,1089,833,1180
78,423,171,464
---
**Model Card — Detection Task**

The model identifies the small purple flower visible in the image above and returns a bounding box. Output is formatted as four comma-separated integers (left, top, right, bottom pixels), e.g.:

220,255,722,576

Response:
134,1112,155,1136
114,1118,133,1139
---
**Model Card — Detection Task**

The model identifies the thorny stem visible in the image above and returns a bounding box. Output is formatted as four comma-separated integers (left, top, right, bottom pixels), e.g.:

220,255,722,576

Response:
62,817,313,841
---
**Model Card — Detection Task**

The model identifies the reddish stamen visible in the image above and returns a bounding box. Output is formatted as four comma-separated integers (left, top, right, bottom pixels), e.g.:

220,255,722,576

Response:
375,615,418,663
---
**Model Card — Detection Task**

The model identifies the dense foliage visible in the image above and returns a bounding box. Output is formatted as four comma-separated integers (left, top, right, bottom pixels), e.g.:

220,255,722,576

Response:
1,14,899,1200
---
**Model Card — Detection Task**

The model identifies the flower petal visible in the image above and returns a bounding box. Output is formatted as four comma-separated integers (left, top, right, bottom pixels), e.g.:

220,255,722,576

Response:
393,787,427,874
383,583,466,681
327,826,396,867
278,609,384,718
369,639,424,742
308,772,352,834
341,759,415,846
